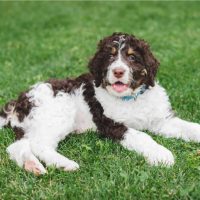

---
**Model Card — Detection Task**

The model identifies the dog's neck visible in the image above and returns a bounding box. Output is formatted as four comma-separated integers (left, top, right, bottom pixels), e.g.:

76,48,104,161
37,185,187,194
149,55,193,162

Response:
121,84,147,101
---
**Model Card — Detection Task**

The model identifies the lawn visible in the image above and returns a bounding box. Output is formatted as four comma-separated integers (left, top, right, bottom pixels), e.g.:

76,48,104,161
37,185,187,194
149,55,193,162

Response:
0,1,200,199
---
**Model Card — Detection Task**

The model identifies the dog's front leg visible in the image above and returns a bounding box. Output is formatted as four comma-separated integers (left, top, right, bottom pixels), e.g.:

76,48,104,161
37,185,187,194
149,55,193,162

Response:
120,128,174,166
152,117,200,142
94,117,174,166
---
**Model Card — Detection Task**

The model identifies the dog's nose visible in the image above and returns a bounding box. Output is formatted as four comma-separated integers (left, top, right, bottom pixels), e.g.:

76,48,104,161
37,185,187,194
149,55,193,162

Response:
113,68,125,78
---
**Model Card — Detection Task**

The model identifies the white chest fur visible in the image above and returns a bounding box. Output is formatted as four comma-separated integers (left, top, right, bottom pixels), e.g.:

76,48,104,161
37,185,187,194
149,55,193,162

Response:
95,83,172,131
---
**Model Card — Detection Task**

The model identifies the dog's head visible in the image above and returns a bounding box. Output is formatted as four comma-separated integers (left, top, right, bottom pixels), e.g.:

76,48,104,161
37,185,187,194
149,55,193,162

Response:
88,32,160,97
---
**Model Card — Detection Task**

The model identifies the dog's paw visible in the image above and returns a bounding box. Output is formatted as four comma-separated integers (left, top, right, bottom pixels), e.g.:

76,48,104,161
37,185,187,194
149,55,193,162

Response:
146,145,175,167
45,156,79,172
189,125,200,143
63,160,79,171
120,129,175,167
24,160,47,175
174,121,200,143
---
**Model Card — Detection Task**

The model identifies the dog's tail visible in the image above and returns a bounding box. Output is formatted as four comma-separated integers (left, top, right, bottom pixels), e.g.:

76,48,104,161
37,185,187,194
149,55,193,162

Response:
0,100,16,129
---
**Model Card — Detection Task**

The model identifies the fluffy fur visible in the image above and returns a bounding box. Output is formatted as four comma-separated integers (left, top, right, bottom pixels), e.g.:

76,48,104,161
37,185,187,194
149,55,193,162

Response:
0,32,200,175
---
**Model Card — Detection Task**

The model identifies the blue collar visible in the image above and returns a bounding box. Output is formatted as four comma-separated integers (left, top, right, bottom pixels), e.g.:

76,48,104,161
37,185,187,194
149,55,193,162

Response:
121,84,147,101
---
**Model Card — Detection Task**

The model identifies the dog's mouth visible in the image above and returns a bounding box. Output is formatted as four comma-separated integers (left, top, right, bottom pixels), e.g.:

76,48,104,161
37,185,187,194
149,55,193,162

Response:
111,81,129,93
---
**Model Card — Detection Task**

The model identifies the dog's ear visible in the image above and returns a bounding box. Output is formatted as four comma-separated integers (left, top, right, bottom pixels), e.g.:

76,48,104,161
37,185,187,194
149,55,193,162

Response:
88,39,110,87
88,50,103,87
139,40,160,87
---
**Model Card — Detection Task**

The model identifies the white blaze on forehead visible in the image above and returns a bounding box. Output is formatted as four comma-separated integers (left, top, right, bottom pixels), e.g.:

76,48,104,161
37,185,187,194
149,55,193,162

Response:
110,43,127,70
107,42,130,85
113,35,126,48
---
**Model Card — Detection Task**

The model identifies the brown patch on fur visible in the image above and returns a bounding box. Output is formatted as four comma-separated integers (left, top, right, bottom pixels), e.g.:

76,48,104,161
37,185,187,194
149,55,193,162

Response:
47,73,94,96
0,90,34,143
13,126,25,140
14,91,33,122
83,81,127,140
48,78,78,96
1,92,34,123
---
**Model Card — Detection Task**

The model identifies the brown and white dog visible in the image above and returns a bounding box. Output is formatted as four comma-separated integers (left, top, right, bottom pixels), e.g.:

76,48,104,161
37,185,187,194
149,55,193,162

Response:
0,32,200,175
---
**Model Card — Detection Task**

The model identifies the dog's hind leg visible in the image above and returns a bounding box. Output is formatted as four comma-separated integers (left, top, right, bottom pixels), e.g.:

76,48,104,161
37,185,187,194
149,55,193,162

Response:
26,92,80,172
28,116,80,172
7,138,47,175
30,140,79,171
29,110,79,172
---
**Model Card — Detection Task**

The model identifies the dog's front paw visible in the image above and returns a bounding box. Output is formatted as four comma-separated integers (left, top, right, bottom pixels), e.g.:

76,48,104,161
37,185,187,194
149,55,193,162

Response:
146,145,175,167
63,160,80,172
189,125,200,142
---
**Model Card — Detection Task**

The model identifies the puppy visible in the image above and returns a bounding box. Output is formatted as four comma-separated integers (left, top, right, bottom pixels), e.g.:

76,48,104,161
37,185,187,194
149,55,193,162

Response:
0,32,200,175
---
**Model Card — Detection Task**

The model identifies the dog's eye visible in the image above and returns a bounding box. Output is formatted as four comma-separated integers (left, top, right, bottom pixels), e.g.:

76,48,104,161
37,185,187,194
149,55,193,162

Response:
129,55,136,61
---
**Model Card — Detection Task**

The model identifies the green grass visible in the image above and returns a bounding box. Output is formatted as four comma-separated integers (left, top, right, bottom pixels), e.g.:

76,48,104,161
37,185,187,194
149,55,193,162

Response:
0,2,200,199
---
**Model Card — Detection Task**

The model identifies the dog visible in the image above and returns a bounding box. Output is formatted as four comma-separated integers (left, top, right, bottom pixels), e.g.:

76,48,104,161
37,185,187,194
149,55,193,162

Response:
0,32,200,175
